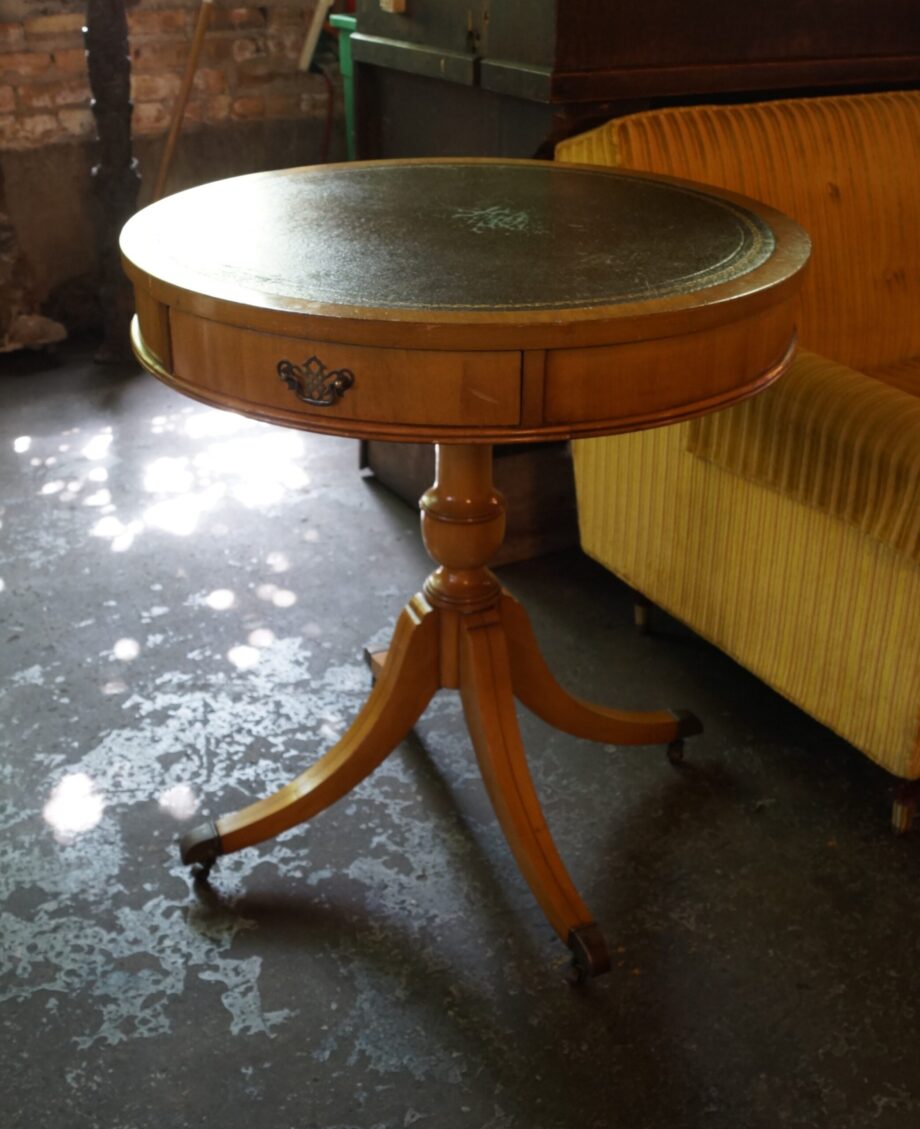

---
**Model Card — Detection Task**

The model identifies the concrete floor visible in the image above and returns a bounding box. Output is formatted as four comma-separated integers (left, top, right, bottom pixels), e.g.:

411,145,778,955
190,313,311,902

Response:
1,345,918,1129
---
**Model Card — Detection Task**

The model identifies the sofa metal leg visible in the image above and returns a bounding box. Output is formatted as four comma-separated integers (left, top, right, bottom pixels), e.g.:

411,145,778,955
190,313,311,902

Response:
630,588,651,634
892,780,920,834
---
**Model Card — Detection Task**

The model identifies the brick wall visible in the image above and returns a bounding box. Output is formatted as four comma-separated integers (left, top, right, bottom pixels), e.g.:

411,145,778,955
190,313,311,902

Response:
0,0,334,151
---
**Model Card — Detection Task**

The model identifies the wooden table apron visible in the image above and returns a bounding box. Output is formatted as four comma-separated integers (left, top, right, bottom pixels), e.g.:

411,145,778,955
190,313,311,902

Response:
121,158,810,979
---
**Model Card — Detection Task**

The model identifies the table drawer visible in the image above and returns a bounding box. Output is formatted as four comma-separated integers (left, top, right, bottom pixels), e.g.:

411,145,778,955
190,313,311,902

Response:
169,311,521,429
543,303,795,428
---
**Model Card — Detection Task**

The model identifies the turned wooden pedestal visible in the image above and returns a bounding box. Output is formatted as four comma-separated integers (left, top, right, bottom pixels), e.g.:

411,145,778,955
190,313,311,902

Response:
121,159,809,977
181,443,699,976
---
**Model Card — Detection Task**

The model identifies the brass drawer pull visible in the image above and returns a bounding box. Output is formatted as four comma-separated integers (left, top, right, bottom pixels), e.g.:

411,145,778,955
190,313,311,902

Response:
277,356,354,407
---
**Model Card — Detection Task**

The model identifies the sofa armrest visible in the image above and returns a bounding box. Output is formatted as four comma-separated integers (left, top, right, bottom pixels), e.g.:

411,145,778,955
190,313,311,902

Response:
687,349,920,562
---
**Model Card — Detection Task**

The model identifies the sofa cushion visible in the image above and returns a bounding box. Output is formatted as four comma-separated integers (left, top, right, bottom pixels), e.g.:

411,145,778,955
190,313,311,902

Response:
687,349,920,563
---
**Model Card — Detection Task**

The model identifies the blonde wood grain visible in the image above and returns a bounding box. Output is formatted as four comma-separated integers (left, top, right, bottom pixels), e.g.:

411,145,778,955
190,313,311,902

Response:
438,608,461,689
458,608,599,945
168,309,521,430
543,300,795,425
187,442,709,969
420,444,506,611
130,267,802,353
500,591,683,745
133,286,172,370
131,313,797,444
520,350,547,428
216,594,440,853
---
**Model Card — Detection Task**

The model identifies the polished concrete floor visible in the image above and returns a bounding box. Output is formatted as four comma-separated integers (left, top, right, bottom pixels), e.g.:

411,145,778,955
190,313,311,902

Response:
1,345,918,1129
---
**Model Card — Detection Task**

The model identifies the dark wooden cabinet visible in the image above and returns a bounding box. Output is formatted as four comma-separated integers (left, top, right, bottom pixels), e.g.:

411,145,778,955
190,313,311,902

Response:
354,0,920,157
541,1,920,102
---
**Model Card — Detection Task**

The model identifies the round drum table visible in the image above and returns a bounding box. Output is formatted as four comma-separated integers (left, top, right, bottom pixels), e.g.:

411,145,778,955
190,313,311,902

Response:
121,159,810,979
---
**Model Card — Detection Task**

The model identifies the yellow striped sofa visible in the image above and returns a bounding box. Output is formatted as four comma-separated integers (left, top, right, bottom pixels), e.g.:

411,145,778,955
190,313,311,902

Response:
556,91,920,829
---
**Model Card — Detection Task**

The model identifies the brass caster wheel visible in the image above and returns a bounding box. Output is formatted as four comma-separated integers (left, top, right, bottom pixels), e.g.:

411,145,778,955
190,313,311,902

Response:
567,922,611,983
667,709,702,764
892,801,915,835
362,647,387,686
180,820,222,879
892,781,919,835
630,589,651,634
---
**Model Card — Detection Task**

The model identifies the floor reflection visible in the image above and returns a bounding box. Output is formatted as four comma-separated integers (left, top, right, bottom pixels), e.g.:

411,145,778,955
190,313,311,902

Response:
43,773,105,844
